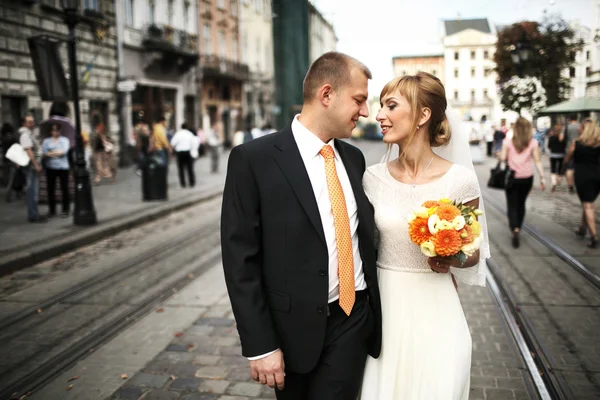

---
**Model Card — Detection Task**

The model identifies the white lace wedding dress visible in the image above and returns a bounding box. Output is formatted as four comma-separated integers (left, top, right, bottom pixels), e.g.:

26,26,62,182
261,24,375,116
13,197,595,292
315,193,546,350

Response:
360,162,481,400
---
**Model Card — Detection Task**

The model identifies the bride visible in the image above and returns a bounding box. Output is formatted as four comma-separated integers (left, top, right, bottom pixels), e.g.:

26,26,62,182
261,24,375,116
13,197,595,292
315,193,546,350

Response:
360,72,490,399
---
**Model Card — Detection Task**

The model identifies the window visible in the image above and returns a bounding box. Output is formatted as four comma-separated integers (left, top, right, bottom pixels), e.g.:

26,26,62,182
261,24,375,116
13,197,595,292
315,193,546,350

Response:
219,31,226,58
471,67,475,77
402,70,407,76
484,68,491,77
149,0,155,24
232,36,238,61
587,67,591,77
203,24,211,54
230,0,237,16
254,0,261,13
454,68,458,78
471,90,475,101
470,50,475,60
432,69,437,76
84,0,99,10
184,0,190,31
484,50,489,59
242,34,248,63
483,89,488,98
454,51,459,60
570,67,576,78
218,0,225,10
125,0,133,26
167,0,174,25
587,51,591,61
453,90,458,100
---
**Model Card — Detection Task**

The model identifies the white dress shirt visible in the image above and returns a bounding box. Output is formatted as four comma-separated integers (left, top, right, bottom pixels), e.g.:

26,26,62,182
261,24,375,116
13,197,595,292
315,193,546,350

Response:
170,129,197,152
248,116,367,360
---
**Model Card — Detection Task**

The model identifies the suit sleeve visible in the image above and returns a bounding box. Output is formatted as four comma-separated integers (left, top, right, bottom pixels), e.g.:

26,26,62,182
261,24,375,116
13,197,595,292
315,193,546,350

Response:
220,145,280,357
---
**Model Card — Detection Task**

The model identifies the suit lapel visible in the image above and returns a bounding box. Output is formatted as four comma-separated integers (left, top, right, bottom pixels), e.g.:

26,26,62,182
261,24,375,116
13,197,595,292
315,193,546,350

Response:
273,127,326,245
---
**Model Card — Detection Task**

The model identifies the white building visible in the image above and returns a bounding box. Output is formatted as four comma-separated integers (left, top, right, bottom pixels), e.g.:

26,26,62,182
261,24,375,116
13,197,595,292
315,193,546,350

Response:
308,1,337,63
239,0,275,128
565,21,592,99
586,0,600,98
442,19,502,124
119,0,199,138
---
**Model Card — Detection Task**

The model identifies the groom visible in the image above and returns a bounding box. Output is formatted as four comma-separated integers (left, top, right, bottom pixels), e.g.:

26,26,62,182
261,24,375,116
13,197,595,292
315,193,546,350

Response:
221,51,382,399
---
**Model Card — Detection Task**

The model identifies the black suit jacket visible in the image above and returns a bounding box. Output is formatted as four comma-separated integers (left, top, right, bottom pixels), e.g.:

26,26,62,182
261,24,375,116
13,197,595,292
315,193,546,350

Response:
221,125,382,374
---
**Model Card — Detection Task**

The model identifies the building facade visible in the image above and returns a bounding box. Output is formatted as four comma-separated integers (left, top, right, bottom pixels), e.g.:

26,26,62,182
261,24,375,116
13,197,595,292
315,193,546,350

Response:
565,21,592,99
239,0,274,129
392,55,445,83
0,1,118,148
198,0,248,147
587,0,600,98
308,1,337,63
120,0,199,146
443,19,501,123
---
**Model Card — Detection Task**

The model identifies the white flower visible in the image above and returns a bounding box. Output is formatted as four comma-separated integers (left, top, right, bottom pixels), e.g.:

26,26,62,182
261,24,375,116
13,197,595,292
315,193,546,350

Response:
428,214,441,234
437,220,454,231
452,215,466,230
420,241,437,257
407,213,417,224
461,236,482,257
415,207,429,219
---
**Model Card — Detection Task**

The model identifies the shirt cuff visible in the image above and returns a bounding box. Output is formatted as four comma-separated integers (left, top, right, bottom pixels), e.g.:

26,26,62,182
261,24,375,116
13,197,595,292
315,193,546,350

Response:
247,349,278,361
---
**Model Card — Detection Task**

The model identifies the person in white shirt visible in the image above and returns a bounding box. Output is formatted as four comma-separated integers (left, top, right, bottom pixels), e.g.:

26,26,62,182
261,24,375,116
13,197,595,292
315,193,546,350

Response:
170,123,197,188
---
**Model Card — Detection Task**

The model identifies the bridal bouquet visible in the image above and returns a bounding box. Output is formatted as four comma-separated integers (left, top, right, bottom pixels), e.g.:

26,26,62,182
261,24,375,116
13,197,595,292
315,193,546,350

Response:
407,198,483,262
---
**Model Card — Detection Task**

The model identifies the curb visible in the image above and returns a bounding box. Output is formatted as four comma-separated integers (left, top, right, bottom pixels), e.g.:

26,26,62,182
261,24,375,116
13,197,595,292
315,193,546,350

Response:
0,188,224,277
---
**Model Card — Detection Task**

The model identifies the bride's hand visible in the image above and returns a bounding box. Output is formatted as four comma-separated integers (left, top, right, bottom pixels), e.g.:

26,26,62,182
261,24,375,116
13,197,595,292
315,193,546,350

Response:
427,257,461,273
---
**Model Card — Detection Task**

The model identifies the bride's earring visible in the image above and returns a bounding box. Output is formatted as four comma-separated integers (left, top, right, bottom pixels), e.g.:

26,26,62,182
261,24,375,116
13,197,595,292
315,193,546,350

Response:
416,125,420,130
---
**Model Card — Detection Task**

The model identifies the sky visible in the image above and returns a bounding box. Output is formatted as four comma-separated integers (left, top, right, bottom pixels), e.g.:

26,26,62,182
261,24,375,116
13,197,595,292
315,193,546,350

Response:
312,0,595,95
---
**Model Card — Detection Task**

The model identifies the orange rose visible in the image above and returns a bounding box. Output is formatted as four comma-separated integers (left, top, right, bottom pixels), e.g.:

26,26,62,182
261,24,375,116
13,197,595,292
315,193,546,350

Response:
409,217,432,245
421,200,441,208
459,224,475,244
433,229,462,257
435,204,461,221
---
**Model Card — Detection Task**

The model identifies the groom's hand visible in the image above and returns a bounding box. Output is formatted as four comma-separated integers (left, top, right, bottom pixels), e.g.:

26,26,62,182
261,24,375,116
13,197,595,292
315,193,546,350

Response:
249,349,285,390
428,257,453,273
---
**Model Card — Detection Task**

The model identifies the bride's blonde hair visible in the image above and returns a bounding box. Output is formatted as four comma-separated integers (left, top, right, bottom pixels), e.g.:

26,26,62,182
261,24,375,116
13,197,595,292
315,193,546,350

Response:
380,72,451,153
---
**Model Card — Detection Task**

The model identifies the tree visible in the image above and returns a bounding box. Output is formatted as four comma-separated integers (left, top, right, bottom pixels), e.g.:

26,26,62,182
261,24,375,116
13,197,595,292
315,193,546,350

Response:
494,15,583,112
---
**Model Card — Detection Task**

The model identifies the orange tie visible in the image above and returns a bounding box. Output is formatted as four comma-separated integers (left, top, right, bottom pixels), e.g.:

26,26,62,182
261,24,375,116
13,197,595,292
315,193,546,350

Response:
320,145,355,316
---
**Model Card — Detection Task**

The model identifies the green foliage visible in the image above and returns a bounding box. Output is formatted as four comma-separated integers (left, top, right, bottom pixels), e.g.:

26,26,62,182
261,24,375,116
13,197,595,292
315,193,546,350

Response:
494,15,583,108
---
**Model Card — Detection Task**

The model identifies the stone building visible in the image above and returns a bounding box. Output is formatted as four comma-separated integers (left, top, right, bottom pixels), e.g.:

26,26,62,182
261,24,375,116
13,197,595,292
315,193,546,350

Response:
239,0,274,129
198,0,248,147
0,0,119,149
392,54,445,83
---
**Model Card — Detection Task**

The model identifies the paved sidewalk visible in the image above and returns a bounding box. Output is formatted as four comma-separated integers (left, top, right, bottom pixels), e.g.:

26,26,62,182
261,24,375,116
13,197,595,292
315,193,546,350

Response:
0,152,230,273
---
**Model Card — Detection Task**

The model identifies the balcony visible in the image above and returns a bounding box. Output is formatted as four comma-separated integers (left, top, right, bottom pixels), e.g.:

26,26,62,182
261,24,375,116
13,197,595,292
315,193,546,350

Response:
201,55,249,81
141,24,199,73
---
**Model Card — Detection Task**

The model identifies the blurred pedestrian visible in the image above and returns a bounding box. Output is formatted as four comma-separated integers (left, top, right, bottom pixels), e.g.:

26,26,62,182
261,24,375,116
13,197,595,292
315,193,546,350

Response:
42,123,70,218
133,118,150,176
151,116,170,166
19,114,46,222
493,126,505,156
170,122,197,188
500,117,546,248
564,115,582,193
93,123,114,185
485,124,495,156
207,120,222,173
547,122,566,192
563,122,600,248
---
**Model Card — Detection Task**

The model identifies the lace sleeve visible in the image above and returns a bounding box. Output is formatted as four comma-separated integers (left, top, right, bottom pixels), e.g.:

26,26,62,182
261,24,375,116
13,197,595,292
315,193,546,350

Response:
458,167,481,204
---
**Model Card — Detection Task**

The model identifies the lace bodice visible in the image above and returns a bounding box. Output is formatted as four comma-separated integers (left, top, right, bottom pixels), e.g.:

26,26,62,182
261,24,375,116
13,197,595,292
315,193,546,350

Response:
363,163,481,274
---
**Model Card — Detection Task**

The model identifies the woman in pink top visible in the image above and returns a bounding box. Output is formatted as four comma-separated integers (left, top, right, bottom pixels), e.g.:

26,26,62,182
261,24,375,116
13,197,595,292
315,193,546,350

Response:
500,118,546,248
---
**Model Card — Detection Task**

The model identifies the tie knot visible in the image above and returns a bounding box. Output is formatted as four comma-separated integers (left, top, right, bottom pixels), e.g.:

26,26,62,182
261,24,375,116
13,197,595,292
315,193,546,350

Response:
320,145,335,160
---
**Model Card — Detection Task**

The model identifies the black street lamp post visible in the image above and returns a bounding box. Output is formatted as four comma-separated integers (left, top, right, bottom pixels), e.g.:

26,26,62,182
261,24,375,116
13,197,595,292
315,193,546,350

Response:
510,32,532,78
61,0,97,225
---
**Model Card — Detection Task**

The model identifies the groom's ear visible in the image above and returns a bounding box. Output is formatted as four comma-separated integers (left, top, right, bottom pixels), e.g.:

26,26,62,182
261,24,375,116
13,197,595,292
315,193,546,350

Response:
319,84,333,106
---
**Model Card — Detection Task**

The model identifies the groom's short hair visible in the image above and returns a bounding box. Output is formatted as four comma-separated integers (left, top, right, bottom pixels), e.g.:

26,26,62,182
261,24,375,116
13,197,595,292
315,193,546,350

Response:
303,52,371,103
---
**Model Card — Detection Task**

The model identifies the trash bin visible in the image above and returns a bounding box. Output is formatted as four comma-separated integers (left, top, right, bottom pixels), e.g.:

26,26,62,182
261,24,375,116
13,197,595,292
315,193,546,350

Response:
142,156,168,201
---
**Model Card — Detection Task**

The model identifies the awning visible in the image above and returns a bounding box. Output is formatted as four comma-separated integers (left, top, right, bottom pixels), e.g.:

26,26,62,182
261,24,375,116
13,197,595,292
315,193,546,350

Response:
538,98,600,115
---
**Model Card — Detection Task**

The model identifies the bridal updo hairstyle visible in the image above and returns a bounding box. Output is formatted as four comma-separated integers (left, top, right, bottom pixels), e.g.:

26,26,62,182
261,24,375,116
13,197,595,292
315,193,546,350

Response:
380,71,451,147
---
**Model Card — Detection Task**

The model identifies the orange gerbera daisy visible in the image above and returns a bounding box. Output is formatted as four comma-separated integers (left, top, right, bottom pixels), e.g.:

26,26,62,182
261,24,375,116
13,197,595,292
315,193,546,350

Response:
435,204,461,221
459,224,475,244
409,217,432,245
421,200,441,208
433,229,462,257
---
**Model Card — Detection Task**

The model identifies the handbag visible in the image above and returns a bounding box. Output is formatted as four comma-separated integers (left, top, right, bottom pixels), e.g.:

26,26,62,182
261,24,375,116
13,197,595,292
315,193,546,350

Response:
6,143,30,167
487,161,506,189
103,140,114,153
